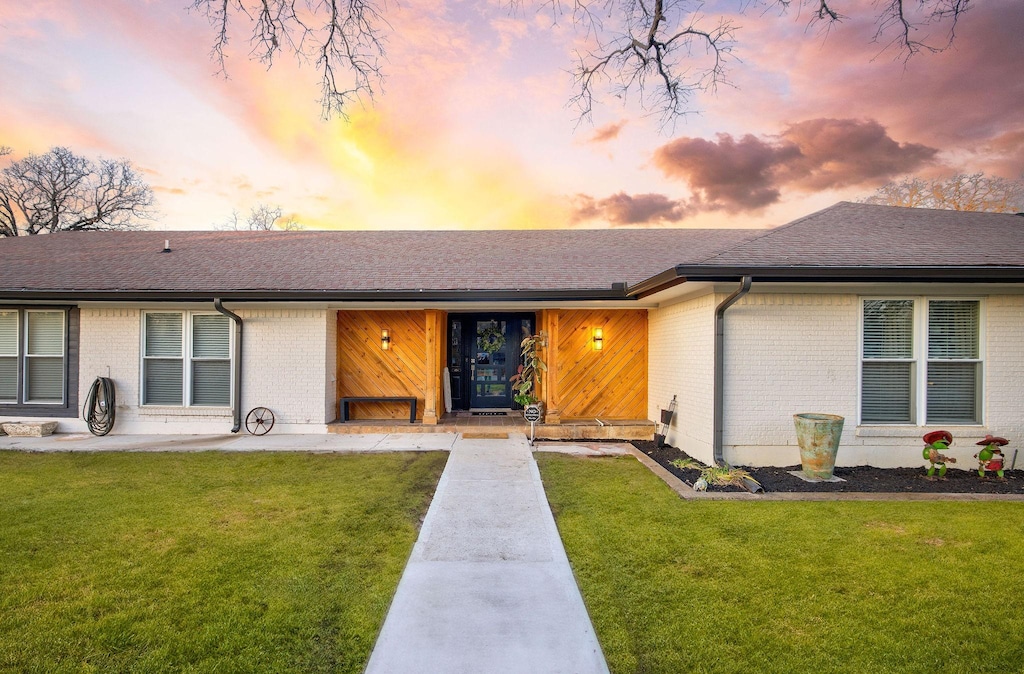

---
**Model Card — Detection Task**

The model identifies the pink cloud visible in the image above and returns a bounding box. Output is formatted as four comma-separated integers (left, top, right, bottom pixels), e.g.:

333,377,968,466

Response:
708,0,1024,175
573,192,690,225
653,118,937,211
980,130,1024,178
777,118,939,189
588,120,628,144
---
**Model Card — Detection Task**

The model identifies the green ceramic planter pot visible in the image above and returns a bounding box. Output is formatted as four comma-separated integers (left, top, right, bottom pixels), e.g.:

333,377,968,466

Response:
793,413,844,480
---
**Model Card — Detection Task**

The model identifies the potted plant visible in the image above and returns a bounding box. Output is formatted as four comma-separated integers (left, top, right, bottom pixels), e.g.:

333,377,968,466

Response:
510,331,547,417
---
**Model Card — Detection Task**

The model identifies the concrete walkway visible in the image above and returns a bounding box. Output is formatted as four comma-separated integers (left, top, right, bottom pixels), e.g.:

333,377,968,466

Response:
365,434,609,674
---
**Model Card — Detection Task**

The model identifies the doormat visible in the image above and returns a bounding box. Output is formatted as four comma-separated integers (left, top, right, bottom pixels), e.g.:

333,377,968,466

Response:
461,431,511,439
472,411,509,416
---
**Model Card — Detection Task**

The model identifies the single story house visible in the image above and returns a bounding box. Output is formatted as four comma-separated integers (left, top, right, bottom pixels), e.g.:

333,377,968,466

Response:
2,202,1022,468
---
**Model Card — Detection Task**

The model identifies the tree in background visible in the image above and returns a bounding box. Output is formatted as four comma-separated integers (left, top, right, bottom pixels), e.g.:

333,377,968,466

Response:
0,147,154,237
862,173,1024,213
190,0,973,124
218,203,303,231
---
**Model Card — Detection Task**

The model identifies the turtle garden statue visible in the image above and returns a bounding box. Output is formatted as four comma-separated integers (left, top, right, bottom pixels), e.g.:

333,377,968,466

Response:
974,435,1008,479
922,430,956,479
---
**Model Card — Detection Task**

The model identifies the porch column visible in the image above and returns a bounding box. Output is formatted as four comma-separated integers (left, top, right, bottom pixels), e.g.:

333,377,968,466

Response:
423,309,440,425
542,309,561,424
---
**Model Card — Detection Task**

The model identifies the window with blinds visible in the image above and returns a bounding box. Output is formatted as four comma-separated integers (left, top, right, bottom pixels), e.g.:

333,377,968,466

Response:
144,313,183,405
143,312,231,407
25,311,65,403
0,309,67,406
862,300,914,423
927,300,981,424
191,315,231,406
861,299,982,425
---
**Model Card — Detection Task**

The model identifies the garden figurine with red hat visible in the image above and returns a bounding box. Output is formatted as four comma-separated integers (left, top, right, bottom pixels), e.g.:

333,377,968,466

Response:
922,430,956,479
974,435,1008,479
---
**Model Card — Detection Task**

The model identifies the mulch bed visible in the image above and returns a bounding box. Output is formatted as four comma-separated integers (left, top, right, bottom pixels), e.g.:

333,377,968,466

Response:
633,440,1024,494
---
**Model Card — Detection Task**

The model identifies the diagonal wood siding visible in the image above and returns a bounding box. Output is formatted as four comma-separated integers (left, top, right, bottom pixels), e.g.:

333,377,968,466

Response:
337,310,428,420
554,309,647,420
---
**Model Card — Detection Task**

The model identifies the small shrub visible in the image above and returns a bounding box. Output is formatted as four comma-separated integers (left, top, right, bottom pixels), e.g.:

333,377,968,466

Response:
670,458,760,489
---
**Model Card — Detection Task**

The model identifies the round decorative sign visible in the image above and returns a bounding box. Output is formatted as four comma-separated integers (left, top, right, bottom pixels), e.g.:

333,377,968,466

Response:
524,404,542,423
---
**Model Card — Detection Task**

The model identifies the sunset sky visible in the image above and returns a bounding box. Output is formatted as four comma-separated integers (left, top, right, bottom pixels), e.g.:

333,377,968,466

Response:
1,0,1021,231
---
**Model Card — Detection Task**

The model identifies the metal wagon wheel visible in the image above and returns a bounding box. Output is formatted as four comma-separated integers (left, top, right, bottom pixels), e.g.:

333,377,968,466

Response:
245,407,275,435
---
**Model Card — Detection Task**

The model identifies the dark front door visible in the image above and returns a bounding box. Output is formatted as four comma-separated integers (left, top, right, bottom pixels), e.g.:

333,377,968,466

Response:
447,313,534,410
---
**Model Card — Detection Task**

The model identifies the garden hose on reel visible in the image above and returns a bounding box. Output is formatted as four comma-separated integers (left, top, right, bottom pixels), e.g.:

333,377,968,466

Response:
84,376,116,436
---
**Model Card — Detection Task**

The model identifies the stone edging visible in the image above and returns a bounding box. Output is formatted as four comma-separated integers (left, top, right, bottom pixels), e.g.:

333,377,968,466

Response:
626,446,1024,502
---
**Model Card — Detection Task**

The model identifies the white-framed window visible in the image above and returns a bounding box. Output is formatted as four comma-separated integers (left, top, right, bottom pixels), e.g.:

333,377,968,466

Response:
860,298,982,425
0,309,66,405
142,312,232,407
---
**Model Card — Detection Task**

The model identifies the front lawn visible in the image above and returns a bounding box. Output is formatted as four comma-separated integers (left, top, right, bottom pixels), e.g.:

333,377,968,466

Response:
537,454,1024,674
0,450,447,672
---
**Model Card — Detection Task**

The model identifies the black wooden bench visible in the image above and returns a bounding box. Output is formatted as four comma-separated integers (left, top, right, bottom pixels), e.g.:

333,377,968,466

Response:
339,396,418,423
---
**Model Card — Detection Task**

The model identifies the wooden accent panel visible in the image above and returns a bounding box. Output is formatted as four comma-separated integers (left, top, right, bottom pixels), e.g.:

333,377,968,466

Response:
337,311,428,420
554,309,647,420
539,309,561,424
423,310,442,425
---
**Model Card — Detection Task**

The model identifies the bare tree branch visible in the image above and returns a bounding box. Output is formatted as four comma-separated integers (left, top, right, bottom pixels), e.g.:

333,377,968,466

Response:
570,0,736,127
0,147,153,237
190,0,974,124
862,173,1024,213
216,202,304,230
191,0,388,119
872,0,972,58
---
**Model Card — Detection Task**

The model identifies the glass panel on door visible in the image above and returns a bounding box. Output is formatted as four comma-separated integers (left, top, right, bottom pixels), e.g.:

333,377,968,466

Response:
471,320,510,407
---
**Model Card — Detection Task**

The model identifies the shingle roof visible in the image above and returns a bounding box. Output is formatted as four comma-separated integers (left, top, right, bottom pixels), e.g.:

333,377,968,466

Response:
700,202,1024,268
2,202,1022,300
0,228,759,295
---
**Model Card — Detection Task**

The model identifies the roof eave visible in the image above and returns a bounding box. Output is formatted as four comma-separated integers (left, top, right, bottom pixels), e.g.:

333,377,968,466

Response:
676,266,1024,282
629,265,1024,296
0,288,635,303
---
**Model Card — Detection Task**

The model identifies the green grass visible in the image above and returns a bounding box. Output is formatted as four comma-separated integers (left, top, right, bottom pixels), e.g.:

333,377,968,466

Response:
537,454,1024,674
0,450,447,673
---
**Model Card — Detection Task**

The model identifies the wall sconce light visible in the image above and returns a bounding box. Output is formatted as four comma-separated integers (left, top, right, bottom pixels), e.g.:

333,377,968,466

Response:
593,327,603,351
381,328,391,351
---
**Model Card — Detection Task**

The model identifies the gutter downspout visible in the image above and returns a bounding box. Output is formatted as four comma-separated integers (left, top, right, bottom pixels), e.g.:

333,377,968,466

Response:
714,276,762,493
214,298,243,433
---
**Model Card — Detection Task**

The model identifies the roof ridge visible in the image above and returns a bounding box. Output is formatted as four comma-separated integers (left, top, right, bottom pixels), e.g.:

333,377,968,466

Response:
694,202,854,264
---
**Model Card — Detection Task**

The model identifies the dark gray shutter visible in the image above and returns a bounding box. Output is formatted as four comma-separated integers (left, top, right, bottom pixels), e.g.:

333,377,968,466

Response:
0,311,18,402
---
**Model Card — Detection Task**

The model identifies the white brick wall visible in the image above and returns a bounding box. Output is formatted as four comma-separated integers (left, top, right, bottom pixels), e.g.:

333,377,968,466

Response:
67,305,333,434
984,296,1024,450
721,293,862,466
238,307,331,433
648,294,716,464
651,291,1024,469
